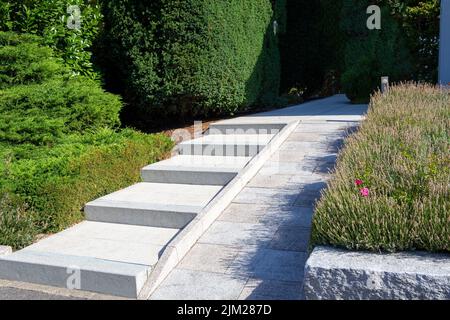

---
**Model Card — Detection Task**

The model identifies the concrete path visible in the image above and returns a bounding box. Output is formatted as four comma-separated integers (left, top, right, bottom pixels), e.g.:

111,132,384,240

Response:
150,95,367,300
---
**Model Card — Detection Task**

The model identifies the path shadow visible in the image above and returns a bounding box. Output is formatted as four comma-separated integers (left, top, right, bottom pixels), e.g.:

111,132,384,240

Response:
217,123,361,300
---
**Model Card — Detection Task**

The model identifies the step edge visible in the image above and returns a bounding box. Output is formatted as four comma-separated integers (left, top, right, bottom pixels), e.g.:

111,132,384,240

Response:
0,250,151,298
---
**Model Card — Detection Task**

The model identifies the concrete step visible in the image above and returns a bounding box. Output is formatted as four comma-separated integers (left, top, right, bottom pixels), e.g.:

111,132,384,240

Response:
0,221,180,298
141,155,251,185
208,122,286,135
85,182,222,228
178,134,274,157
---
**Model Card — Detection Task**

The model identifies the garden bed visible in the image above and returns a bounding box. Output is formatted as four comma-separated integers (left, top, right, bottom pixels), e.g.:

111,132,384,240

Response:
312,84,449,253
306,84,449,300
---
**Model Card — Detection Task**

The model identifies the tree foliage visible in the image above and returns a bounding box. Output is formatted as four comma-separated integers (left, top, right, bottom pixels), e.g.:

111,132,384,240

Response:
0,0,103,78
288,0,440,102
340,1,413,102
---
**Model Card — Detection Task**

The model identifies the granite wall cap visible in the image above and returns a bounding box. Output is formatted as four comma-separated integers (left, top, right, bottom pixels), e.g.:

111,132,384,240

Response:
304,246,450,300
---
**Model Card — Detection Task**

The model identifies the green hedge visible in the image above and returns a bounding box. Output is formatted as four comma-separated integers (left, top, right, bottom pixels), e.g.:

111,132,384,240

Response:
332,0,440,102
340,1,413,103
282,0,439,102
98,0,286,126
312,84,449,253
0,129,173,248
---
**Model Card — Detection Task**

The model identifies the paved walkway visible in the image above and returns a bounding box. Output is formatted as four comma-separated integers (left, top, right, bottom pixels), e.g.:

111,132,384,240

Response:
150,95,367,300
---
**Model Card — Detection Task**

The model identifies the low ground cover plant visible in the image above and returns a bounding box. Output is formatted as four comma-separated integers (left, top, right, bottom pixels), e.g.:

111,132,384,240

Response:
0,129,172,248
312,84,449,253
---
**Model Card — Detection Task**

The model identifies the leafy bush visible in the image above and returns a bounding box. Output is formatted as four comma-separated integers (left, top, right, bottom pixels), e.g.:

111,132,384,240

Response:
391,0,440,83
279,0,397,98
0,0,103,78
0,0,11,31
98,0,286,125
0,129,174,246
316,0,439,102
312,84,449,253
340,1,413,103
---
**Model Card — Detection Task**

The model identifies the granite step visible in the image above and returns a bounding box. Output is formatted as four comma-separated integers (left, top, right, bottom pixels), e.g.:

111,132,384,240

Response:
141,155,251,185
0,221,180,298
84,182,222,229
208,122,287,135
178,134,274,157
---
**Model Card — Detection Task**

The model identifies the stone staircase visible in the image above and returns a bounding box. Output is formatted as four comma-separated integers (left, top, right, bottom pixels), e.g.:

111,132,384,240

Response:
0,121,288,298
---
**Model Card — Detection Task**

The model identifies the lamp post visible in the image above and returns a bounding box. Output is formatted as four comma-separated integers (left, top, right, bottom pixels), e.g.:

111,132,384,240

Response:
381,76,389,94
439,0,450,85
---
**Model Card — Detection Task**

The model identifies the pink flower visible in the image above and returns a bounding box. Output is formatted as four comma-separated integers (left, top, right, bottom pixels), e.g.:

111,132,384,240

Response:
360,187,370,197
355,179,364,186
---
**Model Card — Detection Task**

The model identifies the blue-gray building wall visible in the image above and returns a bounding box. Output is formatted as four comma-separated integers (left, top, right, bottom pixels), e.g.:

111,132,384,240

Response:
439,0,450,84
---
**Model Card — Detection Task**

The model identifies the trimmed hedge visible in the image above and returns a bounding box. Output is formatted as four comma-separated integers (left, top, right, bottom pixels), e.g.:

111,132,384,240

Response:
98,0,286,126
340,1,413,103
312,84,449,253
281,0,439,102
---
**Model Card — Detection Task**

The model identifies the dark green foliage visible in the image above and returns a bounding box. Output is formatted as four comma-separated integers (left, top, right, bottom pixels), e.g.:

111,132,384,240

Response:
98,0,286,126
280,0,325,96
318,0,438,102
0,0,103,78
284,0,439,102
340,1,413,103
280,0,349,97
0,0,11,31
96,0,162,123
397,0,440,82
0,78,122,145
320,0,346,74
